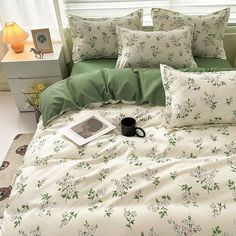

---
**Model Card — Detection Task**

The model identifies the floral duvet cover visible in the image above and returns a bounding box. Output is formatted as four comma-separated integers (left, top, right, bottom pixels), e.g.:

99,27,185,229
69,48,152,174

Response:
1,104,236,236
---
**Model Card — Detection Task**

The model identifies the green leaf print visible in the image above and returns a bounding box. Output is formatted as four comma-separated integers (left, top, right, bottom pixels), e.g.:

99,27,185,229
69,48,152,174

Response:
176,99,196,119
147,195,171,218
168,216,201,235
140,227,159,236
180,184,199,207
53,140,67,153
141,168,160,189
38,193,56,216
190,166,219,193
60,211,78,227
227,179,236,201
170,171,177,180
78,221,98,236
123,209,137,230
224,142,236,156
210,202,226,217
133,189,143,202
164,133,183,146
98,168,109,182
76,161,91,170
211,226,229,236
56,173,81,201
87,188,106,211
104,207,113,217
36,178,46,188
18,226,42,236
225,96,233,105
180,151,197,159
227,159,236,172
212,226,222,235
16,175,28,195
187,77,200,90
78,146,86,156
129,154,143,166
201,92,218,111
12,204,30,228
112,174,136,198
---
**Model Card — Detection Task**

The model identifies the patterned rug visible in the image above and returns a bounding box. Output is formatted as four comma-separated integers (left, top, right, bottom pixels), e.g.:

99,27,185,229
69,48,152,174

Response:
0,133,34,218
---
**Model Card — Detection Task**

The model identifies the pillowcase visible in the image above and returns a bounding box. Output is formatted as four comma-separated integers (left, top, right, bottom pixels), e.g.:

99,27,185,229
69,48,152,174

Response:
68,9,143,62
116,26,197,69
151,8,230,59
160,64,236,128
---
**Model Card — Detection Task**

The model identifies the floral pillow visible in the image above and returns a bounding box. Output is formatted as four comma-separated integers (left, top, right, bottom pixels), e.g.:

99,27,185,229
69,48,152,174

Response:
160,64,236,128
116,26,197,69
68,9,143,63
151,8,230,59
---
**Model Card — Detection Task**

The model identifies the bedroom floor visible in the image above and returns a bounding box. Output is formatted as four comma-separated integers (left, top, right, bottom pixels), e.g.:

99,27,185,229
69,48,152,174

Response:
0,92,36,163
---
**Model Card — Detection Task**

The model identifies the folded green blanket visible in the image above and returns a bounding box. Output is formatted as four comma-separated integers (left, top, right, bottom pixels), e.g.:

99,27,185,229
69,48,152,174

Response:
39,67,235,126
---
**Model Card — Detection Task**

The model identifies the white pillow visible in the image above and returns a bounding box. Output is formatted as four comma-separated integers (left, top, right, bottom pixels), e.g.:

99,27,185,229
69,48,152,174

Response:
160,64,236,128
68,9,143,63
151,8,230,59
116,26,197,69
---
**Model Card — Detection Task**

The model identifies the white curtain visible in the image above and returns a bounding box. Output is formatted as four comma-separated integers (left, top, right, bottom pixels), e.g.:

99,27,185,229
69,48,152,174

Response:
0,1,235,40
0,0,60,41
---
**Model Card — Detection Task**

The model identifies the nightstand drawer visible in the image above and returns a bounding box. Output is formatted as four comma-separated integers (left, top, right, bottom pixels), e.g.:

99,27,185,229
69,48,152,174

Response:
2,60,62,78
13,94,34,112
8,76,61,93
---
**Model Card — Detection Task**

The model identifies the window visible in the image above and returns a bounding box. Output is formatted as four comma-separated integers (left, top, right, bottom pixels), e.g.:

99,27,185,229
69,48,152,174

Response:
63,0,236,25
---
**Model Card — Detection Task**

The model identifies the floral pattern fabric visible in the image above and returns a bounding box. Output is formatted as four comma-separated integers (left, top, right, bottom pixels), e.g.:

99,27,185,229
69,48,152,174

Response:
161,64,236,128
116,26,197,69
68,9,143,63
151,8,230,59
1,103,236,235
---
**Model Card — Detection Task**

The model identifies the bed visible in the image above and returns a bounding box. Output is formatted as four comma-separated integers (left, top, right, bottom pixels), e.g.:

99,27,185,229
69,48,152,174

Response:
71,57,233,75
1,56,236,235
1,4,236,235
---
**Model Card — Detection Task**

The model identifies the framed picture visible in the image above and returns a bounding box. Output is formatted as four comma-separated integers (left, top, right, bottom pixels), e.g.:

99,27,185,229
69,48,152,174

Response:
31,28,53,53
60,114,116,146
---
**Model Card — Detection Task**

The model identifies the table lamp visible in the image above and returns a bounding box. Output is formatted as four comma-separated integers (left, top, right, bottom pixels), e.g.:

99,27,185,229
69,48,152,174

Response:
2,22,29,53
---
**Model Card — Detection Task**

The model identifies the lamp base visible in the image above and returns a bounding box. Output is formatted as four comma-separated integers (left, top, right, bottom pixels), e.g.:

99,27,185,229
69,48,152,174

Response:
11,41,25,53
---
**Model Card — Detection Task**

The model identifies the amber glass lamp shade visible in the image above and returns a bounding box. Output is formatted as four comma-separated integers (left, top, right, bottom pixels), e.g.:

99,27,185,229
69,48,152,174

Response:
2,22,29,53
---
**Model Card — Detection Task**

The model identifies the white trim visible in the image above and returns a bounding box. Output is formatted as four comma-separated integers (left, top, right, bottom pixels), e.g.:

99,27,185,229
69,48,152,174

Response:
53,0,71,63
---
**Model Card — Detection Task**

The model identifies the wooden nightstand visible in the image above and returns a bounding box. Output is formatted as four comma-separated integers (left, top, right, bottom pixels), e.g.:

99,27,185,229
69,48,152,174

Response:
1,43,69,111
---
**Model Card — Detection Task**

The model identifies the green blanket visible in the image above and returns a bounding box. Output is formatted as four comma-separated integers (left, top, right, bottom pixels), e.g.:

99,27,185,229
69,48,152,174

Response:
40,67,235,126
71,57,232,75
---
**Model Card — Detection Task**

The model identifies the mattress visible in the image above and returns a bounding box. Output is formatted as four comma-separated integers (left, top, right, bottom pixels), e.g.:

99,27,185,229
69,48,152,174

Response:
71,57,232,75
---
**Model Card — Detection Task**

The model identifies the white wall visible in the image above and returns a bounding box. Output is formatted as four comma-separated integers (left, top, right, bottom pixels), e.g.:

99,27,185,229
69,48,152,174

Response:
0,31,9,91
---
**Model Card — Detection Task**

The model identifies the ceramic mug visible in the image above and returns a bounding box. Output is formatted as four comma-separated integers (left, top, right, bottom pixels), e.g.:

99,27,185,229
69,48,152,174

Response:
121,117,145,137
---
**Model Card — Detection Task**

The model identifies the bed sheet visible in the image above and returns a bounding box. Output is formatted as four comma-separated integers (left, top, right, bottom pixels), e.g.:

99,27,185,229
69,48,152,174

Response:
71,57,232,75
1,104,236,235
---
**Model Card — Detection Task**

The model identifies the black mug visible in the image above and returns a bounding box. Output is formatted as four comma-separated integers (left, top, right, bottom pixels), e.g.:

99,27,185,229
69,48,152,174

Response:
121,117,146,138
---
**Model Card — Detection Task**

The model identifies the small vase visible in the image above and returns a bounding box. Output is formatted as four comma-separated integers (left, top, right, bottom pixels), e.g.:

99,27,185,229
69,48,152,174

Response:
34,109,41,124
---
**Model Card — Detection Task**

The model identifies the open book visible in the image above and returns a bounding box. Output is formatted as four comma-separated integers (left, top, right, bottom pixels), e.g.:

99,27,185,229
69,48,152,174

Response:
60,114,116,146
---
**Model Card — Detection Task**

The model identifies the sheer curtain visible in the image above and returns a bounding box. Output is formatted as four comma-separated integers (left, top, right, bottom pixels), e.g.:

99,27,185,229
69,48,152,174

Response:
0,1,235,38
0,0,60,41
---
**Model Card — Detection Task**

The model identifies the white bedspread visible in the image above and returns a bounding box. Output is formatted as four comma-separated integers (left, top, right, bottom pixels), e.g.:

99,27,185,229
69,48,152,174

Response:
1,104,236,236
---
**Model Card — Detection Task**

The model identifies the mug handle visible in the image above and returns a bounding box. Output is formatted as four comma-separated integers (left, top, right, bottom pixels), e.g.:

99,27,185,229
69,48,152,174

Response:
135,127,146,138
